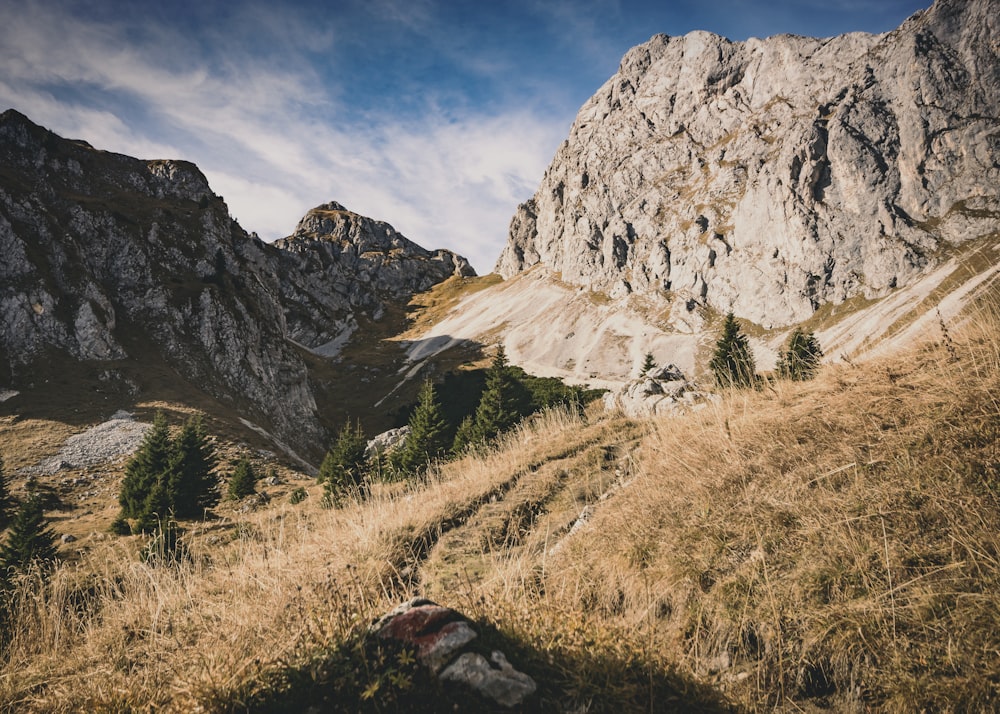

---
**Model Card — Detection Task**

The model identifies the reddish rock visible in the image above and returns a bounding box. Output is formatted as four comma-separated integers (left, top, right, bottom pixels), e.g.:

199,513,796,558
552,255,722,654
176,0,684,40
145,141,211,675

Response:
370,598,537,708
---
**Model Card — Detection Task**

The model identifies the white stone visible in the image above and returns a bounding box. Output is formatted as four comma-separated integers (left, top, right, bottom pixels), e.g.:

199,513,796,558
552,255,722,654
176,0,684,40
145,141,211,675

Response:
440,650,537,708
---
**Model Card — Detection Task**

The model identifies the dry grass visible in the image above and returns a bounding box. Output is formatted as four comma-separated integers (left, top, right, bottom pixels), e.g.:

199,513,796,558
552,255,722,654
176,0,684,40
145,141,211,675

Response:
501,304,1000,711
3,304,1000,711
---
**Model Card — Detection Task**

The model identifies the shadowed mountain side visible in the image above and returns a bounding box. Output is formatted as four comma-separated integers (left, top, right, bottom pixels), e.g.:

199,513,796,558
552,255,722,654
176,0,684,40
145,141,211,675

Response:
0,110,477,461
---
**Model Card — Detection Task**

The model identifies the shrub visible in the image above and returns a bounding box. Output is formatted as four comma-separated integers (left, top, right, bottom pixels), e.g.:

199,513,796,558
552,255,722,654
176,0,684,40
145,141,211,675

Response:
709,312,757,388
776,328,823,381
227,458,258,500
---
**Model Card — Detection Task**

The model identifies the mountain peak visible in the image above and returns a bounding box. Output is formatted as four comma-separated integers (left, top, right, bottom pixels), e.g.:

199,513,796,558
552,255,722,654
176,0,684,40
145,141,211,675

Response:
496,0,999,330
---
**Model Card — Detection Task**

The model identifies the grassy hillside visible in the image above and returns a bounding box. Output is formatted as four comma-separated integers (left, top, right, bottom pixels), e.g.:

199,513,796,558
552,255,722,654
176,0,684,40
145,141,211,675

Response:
1,302,998,711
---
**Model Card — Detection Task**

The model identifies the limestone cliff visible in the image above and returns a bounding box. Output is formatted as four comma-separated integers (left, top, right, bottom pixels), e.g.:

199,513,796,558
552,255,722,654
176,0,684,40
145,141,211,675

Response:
496,0,1000,328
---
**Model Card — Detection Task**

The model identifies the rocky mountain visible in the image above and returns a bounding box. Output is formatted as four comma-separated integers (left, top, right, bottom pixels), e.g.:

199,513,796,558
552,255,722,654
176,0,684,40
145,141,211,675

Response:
274,202,473,357
495,0,999,330
0,110,472,458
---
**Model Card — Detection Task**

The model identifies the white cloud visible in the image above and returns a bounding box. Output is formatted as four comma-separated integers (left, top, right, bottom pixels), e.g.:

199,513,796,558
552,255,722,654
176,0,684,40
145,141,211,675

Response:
0,0,567,273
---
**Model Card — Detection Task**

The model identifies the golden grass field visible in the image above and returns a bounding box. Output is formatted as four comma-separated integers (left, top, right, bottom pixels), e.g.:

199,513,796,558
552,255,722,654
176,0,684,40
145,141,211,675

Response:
1,301,999,712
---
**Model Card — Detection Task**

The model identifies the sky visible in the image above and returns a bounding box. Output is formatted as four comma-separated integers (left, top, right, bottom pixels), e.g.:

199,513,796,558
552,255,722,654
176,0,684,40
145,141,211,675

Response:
0,0,928,273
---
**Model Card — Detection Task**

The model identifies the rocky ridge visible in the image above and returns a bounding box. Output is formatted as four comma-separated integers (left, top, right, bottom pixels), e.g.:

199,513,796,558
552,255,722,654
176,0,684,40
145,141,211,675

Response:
496,0,1000,329
275,202,473,356
0,110,471,457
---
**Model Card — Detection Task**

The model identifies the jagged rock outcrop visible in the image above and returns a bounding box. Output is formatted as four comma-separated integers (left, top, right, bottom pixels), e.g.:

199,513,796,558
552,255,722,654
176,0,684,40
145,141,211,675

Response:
602,364,717,417
275,202,474,355
496,0,1000,329
0,109,322,451
0,110,472,456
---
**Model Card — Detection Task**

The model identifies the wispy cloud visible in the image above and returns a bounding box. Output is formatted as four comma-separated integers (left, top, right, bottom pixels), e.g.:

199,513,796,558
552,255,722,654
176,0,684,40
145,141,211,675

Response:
0,0,566,272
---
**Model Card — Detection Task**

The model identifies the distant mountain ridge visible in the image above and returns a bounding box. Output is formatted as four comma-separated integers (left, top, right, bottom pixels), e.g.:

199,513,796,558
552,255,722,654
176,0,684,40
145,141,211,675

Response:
496,0,999,329
0,109,472,458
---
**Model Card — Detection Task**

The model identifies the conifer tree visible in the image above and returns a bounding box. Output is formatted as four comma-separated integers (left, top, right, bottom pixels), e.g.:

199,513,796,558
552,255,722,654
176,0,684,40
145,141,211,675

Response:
465,345,529,447
115,413,220,533
167,416,218,519
397,379,450,476
709,312,757,389
0,496,57,574
227,458,258,500
776,328,823,381
451,415,477,456
118,412,171,520
135,479,172,534
642,352,657,374
0,455,16,533
319,421,368,505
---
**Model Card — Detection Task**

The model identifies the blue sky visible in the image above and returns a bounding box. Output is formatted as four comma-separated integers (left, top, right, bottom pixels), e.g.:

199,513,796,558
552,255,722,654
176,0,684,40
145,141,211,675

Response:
0,0,928,272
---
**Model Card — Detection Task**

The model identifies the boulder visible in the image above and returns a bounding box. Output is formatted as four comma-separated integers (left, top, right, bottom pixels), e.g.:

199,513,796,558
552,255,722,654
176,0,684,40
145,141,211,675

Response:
366,426,411,457
604,364,717,417
370,598,536,708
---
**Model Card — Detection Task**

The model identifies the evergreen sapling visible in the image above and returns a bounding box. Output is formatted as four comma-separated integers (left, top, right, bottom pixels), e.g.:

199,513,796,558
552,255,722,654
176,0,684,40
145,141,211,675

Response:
776,328,823,381
227,458,258,500
397,380,450,476
709,312,757,389
319,421,368,506
0,496,57,575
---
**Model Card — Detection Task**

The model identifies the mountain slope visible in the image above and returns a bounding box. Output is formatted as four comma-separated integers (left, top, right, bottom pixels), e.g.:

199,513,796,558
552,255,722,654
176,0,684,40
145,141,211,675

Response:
497,0,999,328
407,0,999,385
4,298,998,712
0,111,473,458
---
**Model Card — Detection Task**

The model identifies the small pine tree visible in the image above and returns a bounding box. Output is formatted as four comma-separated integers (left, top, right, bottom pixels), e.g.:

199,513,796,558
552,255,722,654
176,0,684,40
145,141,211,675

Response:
0,496,57,574
776,328,823,381
227,458,258,500
451,414,477,456
397,380,451,476
641,352,657,374
319,421,368,506
709,312,757,389
465,345,529,447
0,455,17,532
118,412,172,520
167,416,218,519
135,479,172,534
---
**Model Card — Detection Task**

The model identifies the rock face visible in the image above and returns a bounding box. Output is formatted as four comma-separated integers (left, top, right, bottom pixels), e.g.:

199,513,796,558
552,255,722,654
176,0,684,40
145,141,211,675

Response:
0,110,471,456
496,0,1000,329
370,598,537,709
602,364,717,417
275,203,473,356
0,109,320,451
